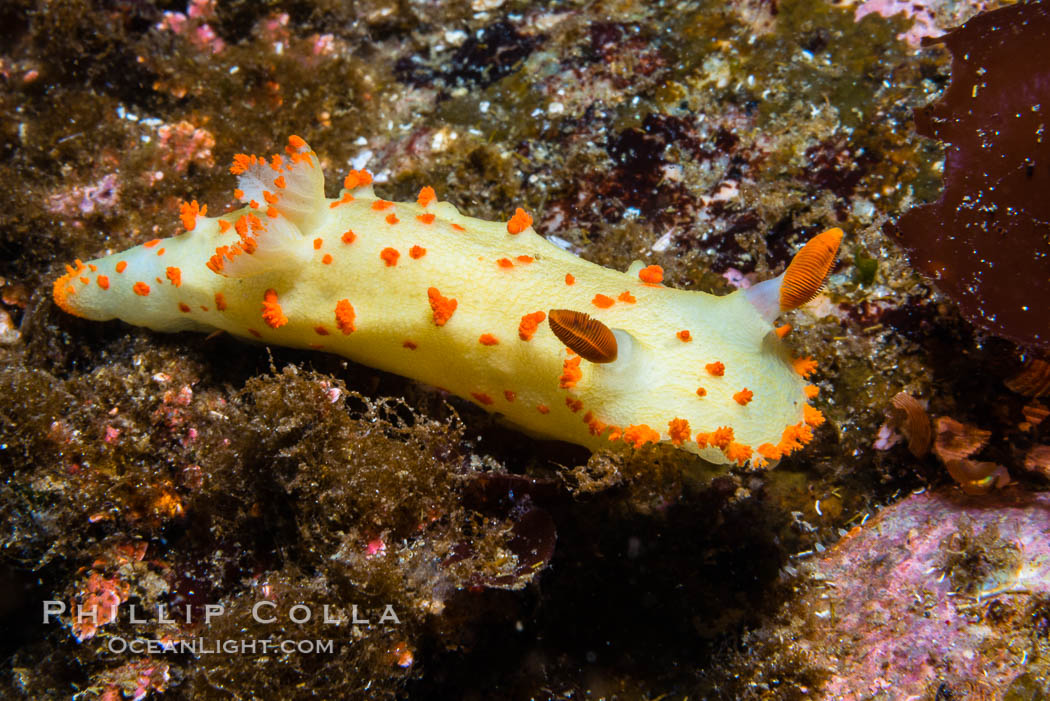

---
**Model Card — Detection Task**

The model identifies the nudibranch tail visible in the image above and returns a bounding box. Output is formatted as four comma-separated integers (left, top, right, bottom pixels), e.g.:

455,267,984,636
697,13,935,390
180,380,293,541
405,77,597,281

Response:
743,227,843,323
53,134,836,467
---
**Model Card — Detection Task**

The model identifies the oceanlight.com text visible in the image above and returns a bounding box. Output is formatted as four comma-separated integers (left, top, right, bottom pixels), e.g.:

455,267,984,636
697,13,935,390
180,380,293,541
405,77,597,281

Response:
107,637,336,655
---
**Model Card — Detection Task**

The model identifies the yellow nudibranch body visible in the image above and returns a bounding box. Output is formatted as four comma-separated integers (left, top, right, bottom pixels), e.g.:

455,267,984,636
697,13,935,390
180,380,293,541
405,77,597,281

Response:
54,136,839,466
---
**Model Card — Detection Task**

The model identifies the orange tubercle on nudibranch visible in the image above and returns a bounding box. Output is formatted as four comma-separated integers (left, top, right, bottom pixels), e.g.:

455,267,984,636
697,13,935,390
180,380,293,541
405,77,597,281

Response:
623,424,660,449
584,412,607,437
380,248,400,267
782,423,817,457
733,388,753,406
427,287,456,326
559,356,583,389
725,443,752,466
793,357,818,378
710,426,734,450
417,186,436,208
803,404,825,427
334,299,356,334
507,208,533,234
518,311,546,341
343,169,372,189
261,288,288,329
668,418,691,446
638,265,663,284
705,361,725,377
757,443,781,462
165,267,182,287
230,154,258,175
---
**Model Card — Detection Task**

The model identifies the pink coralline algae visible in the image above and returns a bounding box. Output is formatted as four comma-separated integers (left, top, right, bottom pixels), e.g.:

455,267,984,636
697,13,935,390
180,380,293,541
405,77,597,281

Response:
46,173,120,217
892,3,1050,350
156,121,216,174
157,0,225,55
853,0,994,47
797,489,1050,698
70,571,129,642
96,660,170,701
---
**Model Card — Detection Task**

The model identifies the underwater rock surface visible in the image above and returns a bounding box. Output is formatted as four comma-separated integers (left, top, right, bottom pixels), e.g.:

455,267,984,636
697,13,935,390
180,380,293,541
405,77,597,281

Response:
791,489,1050,698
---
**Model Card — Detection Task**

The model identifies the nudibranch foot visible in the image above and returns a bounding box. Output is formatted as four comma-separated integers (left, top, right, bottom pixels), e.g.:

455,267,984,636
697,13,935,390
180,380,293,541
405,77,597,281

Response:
53,135,840,467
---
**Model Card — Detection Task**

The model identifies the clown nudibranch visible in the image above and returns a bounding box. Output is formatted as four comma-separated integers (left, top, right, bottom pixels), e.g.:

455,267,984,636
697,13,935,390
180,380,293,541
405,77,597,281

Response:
54,136,840,466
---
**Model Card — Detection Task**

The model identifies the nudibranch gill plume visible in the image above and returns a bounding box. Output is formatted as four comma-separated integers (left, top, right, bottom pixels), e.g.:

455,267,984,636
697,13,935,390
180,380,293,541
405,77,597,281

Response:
54,136,840,466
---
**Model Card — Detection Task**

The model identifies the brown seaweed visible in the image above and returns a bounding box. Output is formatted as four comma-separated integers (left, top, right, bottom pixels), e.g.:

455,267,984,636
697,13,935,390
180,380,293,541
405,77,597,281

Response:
892,3,1050,350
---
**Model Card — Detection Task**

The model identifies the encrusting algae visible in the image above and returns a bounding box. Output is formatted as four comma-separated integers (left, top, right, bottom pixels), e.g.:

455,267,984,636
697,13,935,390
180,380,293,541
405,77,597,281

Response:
54,136,838,466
